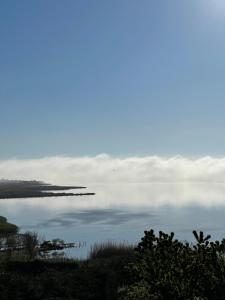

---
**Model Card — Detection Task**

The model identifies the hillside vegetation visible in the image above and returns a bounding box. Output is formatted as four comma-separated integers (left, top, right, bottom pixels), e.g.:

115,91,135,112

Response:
0,217,225,299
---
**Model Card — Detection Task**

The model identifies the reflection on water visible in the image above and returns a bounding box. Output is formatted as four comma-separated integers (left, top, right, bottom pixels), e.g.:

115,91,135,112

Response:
1,183,225,257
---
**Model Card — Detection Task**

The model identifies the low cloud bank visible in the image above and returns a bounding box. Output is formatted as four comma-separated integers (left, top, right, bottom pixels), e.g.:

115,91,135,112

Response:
0,155,225,185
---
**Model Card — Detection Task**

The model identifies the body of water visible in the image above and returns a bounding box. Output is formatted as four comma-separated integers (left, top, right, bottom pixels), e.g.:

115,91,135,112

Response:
1,182,225,258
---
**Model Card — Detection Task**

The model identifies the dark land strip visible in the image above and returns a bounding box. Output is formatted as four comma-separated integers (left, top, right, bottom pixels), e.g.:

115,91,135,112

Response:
0,180,95,199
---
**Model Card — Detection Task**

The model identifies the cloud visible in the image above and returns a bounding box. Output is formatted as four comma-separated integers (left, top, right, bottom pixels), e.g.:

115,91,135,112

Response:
1,155,225,208
0,154,225,185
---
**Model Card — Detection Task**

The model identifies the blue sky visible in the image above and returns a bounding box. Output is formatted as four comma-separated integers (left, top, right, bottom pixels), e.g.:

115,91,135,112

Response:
1,0,225,158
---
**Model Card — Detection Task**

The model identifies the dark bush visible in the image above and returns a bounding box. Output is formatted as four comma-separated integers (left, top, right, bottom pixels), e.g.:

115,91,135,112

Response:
119,230,225,300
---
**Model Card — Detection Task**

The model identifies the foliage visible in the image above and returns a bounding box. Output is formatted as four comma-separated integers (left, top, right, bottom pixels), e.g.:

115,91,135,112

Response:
119,230,225,300
0,216,18,236
0,247,133,300
1,217,225,300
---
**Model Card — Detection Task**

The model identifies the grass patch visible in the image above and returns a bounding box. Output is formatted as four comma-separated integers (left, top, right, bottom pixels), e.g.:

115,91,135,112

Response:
89,241,134,260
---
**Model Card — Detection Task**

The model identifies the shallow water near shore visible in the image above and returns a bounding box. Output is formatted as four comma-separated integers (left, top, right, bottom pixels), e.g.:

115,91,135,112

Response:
1,182,225,258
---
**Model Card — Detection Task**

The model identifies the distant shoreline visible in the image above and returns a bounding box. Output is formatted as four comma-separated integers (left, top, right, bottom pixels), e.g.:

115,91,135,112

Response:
0,192,96,199
0,180,95,199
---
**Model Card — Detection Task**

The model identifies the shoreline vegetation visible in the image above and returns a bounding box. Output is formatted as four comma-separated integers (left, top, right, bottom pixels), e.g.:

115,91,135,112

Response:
0,180,95,199
0,217,225,299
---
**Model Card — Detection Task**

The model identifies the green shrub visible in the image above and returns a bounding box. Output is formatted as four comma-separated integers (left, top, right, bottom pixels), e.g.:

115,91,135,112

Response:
119,230,225,300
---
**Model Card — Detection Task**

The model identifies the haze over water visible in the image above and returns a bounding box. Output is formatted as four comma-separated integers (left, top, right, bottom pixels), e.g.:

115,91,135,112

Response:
1,155,225,257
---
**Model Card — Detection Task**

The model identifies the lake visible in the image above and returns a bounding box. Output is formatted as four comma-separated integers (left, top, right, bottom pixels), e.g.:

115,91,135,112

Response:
1,182,225,258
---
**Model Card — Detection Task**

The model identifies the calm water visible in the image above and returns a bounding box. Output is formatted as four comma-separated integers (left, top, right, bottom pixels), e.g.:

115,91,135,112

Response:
1,183,225,258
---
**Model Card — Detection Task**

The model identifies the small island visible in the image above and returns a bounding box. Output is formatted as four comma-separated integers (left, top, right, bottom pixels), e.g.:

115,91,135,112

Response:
0,180,95,199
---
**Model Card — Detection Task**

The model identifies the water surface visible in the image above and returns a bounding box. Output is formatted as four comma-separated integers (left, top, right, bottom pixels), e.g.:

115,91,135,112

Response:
1,183,225,257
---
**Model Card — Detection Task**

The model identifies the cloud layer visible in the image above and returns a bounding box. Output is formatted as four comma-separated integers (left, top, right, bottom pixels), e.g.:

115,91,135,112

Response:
1,155,225,185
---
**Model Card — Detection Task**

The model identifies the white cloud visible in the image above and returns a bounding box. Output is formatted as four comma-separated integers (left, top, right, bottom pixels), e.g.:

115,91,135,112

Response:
1,155,225,208
0,154,225,185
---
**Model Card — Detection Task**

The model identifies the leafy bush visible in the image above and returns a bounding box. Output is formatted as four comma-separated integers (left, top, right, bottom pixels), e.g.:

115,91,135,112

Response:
119,230,225,300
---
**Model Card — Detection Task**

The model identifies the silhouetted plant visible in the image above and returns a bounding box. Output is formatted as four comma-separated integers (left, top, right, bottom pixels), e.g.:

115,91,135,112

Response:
119,230,225,300
22,232,39,260
193,230,211,244
89,241,134,260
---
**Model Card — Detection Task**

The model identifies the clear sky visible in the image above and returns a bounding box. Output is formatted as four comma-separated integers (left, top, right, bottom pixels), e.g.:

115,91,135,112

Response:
1,0,225,158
